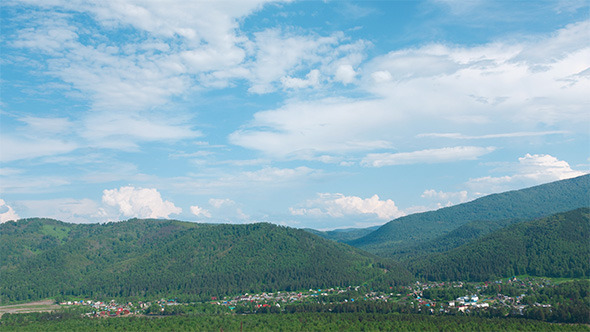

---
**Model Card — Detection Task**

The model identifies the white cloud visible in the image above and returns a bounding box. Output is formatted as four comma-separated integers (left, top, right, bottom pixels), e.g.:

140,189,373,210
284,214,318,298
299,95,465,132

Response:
0,135,78,162
8,1,276,111
0,116,78,162
467,153,588,194
230,98,395,158
281,69,320,89
190,205,211,218
209,198,236,209
102,186,181,219
207,198,249,221
361,146,495,167
232,21,589,161
19,116,73,134
290,193,404,220
335,64,356,84
239,166,317,183
421,189,469,207
169,166,324,196
0,199,19,223
247,29,344,93
370,70,392,83
81,112,201,150
0,174,71,194
14,198,104,223
417,131,568,140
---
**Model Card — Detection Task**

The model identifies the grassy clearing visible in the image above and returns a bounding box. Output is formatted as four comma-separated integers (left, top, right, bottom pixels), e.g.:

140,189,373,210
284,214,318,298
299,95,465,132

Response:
0,300,60,317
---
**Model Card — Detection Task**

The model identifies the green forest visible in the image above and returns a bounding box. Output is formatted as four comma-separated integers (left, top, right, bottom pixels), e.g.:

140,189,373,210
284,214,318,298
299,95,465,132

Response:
2,310,588,332
408,208,590,281
349,174,590,257
0,218,411,304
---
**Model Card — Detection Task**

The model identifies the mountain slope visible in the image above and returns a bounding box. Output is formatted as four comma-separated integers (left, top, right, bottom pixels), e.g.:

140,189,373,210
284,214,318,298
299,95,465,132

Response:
304,226,380,243
407,208,590,281
0,218,411,304
350,174,590,256
386,218,520,261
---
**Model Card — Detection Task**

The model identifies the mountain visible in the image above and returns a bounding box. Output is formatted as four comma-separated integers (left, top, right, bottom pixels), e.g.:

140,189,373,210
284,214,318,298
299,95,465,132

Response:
349,174,590,257
0,218,411,304
407,208,590,281
304,226,380,243
386,218,520,261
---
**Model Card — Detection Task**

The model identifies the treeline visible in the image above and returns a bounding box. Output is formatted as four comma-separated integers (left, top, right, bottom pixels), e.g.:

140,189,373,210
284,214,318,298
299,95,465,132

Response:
1,311,587,332
407,208,590,281
0,218,411,304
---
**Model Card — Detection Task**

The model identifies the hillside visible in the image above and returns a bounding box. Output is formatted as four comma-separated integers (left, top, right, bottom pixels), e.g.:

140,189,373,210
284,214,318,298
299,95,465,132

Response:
386,218,520,261
304,226,380,243
0,218,411,304
350,174,590,256
407,208,590,281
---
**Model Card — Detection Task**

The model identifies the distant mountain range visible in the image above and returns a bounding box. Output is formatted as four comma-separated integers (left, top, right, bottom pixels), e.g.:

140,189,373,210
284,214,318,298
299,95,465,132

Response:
304,226,380,243
348,174,590,258
0,219,410,304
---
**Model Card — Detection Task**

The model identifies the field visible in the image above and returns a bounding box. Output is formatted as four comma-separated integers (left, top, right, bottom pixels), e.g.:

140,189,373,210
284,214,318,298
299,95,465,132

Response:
0,300,60,318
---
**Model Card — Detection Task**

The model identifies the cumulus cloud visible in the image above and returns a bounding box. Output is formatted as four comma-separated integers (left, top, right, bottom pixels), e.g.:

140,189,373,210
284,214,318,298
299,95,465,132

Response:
335,64,356,84
102,186,181,219
290,193,404,220
281,69,320,89
361,146,495,167
421,189,469,207
467,154,587,194
0,199,19,223
190,205,212,218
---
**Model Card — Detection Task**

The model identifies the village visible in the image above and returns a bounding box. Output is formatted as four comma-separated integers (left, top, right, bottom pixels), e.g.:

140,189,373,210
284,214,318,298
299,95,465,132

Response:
210,277,554,316
58,277,558,318
59,298,179,318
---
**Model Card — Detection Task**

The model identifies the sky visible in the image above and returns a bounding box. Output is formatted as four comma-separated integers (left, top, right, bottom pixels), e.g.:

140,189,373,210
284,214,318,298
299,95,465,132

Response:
1,0,589,230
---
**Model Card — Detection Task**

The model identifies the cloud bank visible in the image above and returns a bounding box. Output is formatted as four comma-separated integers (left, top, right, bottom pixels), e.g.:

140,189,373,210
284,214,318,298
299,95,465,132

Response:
102,186,182,219
290,193,404,221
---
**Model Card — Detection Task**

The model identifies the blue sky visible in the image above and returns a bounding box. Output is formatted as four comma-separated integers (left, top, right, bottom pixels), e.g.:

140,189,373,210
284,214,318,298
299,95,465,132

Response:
1,0,588,229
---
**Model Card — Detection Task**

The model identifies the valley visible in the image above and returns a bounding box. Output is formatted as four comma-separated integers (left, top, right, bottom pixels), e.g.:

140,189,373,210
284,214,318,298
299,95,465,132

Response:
1,175,589,330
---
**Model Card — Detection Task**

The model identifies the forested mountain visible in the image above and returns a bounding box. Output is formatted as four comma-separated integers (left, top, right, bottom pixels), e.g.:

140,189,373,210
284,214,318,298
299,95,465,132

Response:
407,208,590,281
304,226,380,243
387,218,524,261
350,174,590,256
0,218,411,304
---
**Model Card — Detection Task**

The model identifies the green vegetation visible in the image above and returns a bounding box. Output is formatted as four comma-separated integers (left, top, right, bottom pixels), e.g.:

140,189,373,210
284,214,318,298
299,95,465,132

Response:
2,311,587,331
408,208,590,281
2,177,589,330
0,219,411,304
350,174,590,257
304,226,379,243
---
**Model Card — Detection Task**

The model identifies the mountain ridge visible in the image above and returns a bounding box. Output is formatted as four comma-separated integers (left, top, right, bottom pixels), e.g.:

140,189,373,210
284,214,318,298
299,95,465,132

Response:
0,218,411,304
349,174,590,256
407,208,590,281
